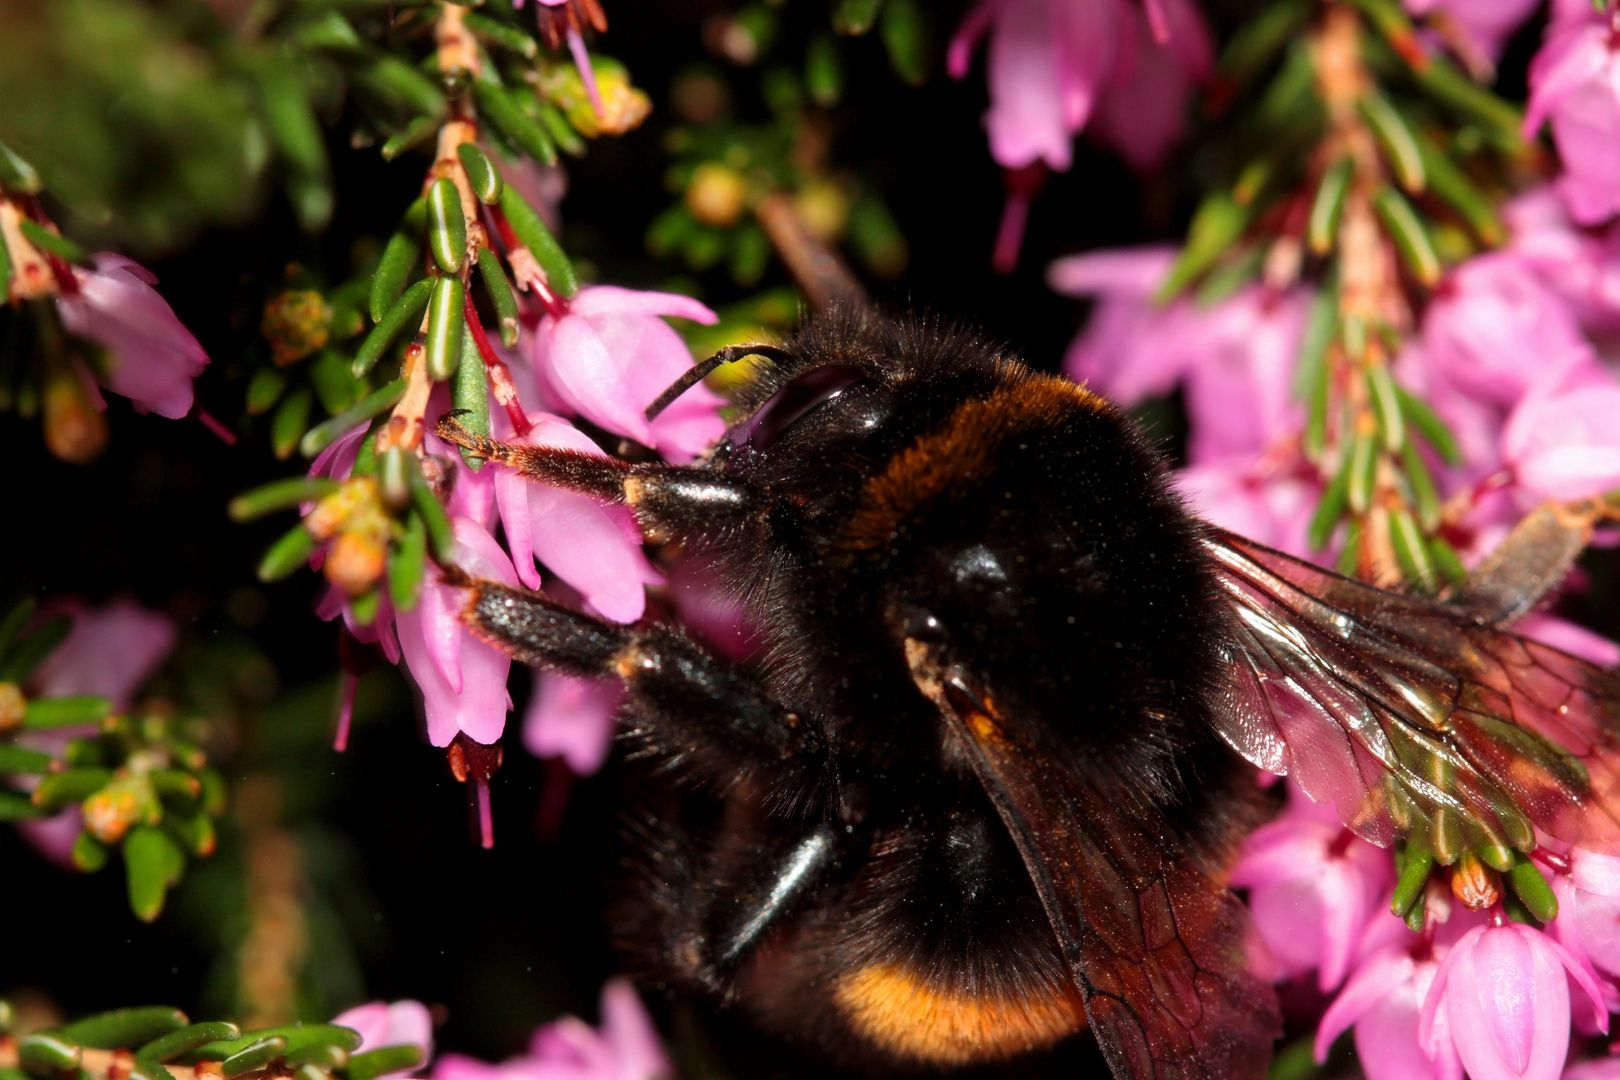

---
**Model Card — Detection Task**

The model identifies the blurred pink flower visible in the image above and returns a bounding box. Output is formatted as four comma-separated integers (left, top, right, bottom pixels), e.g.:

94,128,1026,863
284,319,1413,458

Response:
434,978,671,1080
19,598,178,868
396,518,519,748
1420,922,1607,1080
522,671,622,776
1503,362,1620,503
527,286,721,461
1089,0,1214,171
949,0,1211,173
1404,0,1540,62
1420,253,1596,408
1316,944,1449,1080
1049,245,1191,401
1176,464,1317,558
491,411,662,624
1503,190,1620,335
1231,782,1394,991
1526,11,1620,225
56,254,209,419
333,1000,434,1080
1050,247,1306,463
31,598,177,711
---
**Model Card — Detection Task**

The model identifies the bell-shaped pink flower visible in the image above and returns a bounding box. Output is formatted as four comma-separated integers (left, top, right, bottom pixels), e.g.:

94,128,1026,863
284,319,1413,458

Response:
949,0,1211,172
1526,11,1620,225
31,598,177,711
1050,245,1195,401
56,254,209,419
17,598,178,868
1419,253,1595,409
1232,782,1395,991
433,978,671,1080
522,671,622,776
1317,944,1450,1080
1502,361,1620,503
332,1000,434,1080
528,286,721,461
1176,464,1317,558
1420,921,1607,1080
1090,0,1214,172
1404,0,1540,63
491,411,663,624
395,519,519,748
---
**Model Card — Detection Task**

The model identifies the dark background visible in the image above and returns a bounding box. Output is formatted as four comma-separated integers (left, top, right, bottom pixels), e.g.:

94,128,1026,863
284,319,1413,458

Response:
4,2,1602,1078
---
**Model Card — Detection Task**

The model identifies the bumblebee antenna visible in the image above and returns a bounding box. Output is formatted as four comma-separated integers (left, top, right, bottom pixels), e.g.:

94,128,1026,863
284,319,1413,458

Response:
644,344,793,421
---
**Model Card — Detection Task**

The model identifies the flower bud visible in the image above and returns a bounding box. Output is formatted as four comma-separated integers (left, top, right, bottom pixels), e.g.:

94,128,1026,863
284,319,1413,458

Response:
0,682,24,730
43,357,108,464
261,290,333,366
325,529,389,598
1449,850,1501,910
82,773,158,845
686,164,748,228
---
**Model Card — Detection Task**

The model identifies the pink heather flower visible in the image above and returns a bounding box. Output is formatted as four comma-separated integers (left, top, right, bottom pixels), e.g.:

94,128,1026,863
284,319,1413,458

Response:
333,1000,434,1080
433,978,672,1080
1089,0,1214,172
522,671,622,776
1404,0,1540,63
18,599,178,868
396,518,519,748
1503,189,1620,334
1419,253,1596,409
1420,921,1607,1080
1049,248,1307,463
56,254,209,419
1231,782,1394,991
1526,10,1620,225
492,411,663,624
528,286,721,461
1049,245,1193,401
1553,849,1620,990
1175,463,1318,558
948,0,1212,173
31,598,177,711
1317,943,1450,1080
1502,361,1620,503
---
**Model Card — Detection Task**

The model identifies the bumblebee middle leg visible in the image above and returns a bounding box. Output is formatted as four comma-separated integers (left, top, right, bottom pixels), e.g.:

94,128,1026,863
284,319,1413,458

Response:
465,579,825,779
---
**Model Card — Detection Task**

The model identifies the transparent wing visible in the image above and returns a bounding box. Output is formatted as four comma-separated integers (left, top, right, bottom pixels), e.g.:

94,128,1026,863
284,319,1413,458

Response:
1205,530,1620,859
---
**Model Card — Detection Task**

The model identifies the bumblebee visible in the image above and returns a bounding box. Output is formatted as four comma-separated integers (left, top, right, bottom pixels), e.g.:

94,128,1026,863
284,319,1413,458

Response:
438,310,1620,1080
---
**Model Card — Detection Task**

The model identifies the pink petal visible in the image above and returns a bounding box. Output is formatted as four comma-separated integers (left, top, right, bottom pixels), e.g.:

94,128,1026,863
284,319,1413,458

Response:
544,315,657,444
33,599,178,710
984,0,1078,169
599,978,673,1080
1447,926,1574,1080
948,0,1005,77
527,486,661,623
568,285,718,324
1316,946,1417,1061
521,671,621,775
1047,244,1177,295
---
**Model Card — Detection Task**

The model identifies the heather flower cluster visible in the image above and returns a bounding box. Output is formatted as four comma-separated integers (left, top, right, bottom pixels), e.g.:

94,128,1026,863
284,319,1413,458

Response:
307,277,725,840
1232,781,1620,1080
1036,0,1620,1071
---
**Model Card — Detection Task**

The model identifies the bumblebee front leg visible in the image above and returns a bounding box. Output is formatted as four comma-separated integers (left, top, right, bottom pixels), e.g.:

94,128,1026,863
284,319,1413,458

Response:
465,579,823,776
438,416,771,545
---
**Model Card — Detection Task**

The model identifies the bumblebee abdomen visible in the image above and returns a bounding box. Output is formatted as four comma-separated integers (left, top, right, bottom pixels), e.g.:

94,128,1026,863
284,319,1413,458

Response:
833,962,1086,1066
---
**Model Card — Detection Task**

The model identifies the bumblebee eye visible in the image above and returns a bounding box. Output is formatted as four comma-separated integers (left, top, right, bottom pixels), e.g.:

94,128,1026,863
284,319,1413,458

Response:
735,364,868,451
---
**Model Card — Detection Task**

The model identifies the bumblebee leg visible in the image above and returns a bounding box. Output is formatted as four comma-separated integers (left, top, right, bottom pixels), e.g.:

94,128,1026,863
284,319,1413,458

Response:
466,579,821,770
436,416,771,544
